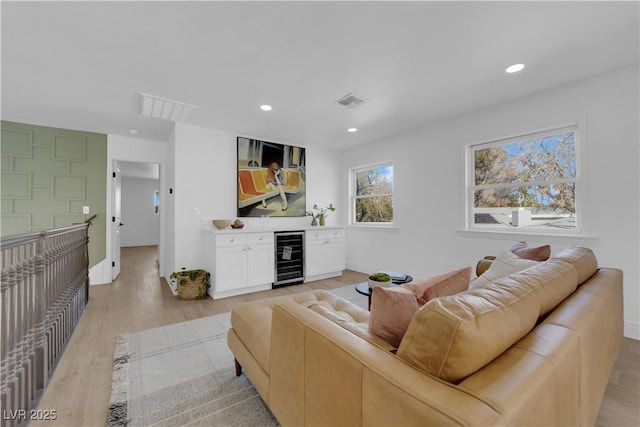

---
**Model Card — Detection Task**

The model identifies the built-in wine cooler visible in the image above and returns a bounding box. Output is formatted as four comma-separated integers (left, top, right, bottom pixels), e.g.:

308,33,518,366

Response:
273,231,305,287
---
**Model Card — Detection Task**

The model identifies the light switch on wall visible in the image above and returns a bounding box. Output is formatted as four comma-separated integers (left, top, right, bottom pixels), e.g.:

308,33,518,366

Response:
83,206,90,214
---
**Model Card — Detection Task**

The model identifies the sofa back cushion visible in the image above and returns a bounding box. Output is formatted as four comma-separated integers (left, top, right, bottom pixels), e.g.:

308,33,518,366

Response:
397,279,540,383
553,246,599,285
396,246,598,384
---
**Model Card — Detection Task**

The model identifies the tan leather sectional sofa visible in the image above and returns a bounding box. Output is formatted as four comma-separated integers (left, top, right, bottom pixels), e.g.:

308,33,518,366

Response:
228,247,623,426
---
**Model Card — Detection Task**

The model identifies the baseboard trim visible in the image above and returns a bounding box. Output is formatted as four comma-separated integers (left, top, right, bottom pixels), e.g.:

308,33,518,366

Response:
89,259,111,285
624,320,640,340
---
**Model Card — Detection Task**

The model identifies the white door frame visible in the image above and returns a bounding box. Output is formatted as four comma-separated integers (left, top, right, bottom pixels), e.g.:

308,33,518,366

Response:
103,136,167,285
111,160,123,280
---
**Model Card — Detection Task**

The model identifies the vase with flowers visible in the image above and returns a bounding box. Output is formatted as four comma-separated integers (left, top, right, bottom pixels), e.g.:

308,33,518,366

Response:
306,203,336,226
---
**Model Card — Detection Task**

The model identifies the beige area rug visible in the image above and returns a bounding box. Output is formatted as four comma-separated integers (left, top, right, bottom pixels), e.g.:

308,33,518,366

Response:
107,285,367,426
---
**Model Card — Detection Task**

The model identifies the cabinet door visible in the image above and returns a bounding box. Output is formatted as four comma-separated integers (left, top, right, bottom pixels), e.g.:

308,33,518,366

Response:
305,238,325,277
216,245,246,291
325,238,345,272
246,243,274,287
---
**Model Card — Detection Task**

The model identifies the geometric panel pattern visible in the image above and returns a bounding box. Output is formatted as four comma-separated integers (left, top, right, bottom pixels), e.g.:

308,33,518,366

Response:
1,128,33,157
52,174,86,200
53,134,86,161
1,171,31,199
53,214,86,229
0,214,30,236
0,122,107,263
1,121,108,268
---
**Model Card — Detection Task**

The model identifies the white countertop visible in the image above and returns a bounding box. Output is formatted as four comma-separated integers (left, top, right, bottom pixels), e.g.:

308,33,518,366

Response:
205,225,344,234
202,219,345,234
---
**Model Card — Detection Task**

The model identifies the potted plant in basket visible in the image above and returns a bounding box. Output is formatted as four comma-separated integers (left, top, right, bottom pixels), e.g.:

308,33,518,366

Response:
170,268,211,300
368,272,391,289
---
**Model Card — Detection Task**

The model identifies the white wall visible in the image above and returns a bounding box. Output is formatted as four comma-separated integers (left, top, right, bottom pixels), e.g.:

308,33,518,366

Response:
168,123,342,275
121,176,160,247
340,65,640,339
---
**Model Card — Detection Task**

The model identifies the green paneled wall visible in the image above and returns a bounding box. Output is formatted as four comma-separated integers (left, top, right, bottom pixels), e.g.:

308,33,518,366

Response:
1,121,107,268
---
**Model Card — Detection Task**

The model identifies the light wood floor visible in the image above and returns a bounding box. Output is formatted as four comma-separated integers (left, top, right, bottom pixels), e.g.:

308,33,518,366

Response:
33,246,639,427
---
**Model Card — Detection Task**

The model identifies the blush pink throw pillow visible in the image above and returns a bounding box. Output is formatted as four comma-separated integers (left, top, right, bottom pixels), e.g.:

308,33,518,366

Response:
369,267,472,348
369,286,419,348
407,267,472,305
509,241,551,262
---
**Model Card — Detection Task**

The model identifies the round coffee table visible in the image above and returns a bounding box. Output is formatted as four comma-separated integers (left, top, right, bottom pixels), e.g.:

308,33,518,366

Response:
355,274,413,310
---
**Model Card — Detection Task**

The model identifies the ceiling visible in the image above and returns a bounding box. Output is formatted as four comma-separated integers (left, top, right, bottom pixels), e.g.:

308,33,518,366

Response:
2,1,638,151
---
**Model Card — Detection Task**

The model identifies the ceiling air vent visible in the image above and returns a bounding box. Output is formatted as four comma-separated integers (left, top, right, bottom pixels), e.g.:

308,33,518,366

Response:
335,93,369,109
140,93,198,122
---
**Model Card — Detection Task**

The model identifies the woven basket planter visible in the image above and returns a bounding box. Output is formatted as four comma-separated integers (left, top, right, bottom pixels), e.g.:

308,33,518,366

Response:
172,269,211,300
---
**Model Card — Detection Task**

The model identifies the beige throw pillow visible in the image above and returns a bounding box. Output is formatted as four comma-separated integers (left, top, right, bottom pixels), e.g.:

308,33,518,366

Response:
470,248,540,289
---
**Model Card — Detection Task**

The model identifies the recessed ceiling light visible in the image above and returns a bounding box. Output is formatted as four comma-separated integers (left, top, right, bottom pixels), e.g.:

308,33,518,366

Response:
129,129,139,135
505,63,525,74
260,104,272,111
347,128,358,133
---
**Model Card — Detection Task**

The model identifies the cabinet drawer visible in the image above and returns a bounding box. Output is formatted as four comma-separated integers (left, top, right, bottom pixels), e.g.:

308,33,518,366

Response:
305,230,325,241
247,232,274,245
325,229,344,240
216,234,247,247
306,229,344,241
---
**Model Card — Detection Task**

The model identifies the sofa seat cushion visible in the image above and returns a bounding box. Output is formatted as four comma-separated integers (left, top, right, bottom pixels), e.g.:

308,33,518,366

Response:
231,290,384,376
303,294,396,351
231,290,336,376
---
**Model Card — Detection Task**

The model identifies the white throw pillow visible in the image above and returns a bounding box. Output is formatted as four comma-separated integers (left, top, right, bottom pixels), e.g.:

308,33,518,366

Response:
470,248,540,289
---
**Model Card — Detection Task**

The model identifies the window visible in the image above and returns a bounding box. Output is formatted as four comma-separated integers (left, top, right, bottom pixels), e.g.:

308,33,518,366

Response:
468,126,579,233
153,190,160,215
351,162,394,224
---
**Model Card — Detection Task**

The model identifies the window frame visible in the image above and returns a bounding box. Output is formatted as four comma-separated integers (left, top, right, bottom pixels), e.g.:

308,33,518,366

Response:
350,161,395,227
465,124,584,236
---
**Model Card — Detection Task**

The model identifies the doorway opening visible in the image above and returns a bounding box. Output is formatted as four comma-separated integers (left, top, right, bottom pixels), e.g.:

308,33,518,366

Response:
112,160,161,281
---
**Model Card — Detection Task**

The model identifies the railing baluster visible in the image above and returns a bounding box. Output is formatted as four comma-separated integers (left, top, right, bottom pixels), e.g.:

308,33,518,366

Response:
1,222,91,425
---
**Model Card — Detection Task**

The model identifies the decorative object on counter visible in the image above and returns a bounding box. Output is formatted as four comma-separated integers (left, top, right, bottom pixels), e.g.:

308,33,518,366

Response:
212,219,232,229
368,272,391,289
170,268,211,300
305,203,335,226
231,219,245,229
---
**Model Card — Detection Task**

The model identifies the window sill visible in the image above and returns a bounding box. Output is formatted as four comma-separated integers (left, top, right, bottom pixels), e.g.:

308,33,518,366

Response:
456,229,599,245
348,224,399,231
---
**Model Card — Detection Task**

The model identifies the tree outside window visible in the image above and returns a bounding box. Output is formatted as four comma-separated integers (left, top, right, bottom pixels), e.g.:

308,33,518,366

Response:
469,126,579,231
352,163,394,224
